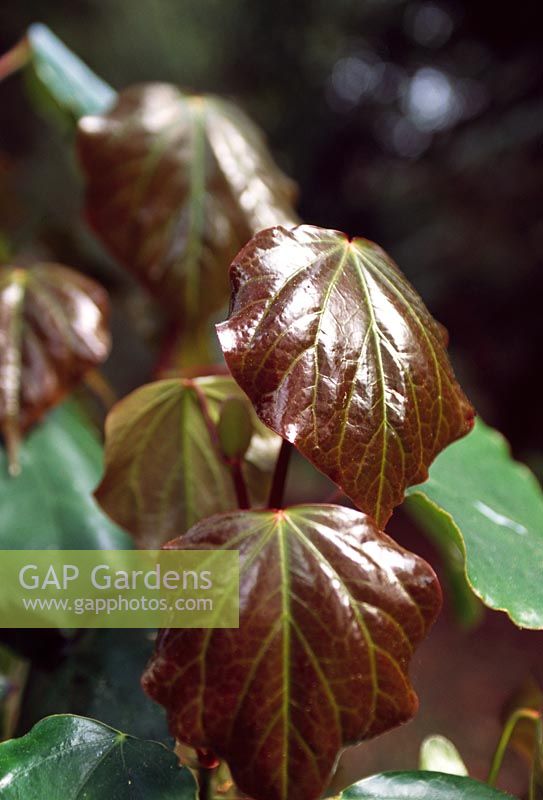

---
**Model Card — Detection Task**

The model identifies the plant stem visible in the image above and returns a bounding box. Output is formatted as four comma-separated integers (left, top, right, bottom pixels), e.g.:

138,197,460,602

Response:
230,459,250,509
487,707,540,787
268,439,293,509
198,766,211,800
0,37,31,83
192,381,251,510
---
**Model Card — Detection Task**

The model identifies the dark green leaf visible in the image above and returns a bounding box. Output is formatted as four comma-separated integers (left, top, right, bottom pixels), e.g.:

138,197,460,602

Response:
0,402,132,549
77,84,299,324
95,376,281,547
0,263,110,475
217,224,474,526
0,714,196,799
342,772,514,799
26,24,116,121
405,419,543,628
143,505,441,800
16,630,168,744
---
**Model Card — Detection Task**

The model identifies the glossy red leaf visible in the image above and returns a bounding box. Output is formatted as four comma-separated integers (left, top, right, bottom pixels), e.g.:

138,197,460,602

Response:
142,505,442,800
95,376,281,547
77,84,299,325
217,225,474,526
0,263,110,474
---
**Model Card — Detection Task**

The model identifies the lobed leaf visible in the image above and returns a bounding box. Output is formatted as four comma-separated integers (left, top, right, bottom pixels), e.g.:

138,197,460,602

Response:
142,504,442,800
342,772,515,799
217,224,474,527
0,263,110,475
0,714,196,799
77,84,299,325
95,376,281,547
405,419,543,628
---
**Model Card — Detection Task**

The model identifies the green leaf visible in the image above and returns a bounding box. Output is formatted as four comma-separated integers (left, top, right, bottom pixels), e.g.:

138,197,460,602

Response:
95,376,281,547
0,263,110,475
143,505,441,800
217,224,474,527
405,418,543,628
419,735,468,776
342,772,514,799
77,84,299,325
0,715,197,799
0,402,132,549
25,24,116,121
16,630,168,744
217,396,254,459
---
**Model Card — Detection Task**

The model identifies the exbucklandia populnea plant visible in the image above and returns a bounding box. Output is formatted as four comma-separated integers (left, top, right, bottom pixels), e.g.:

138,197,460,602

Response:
0,24,542,800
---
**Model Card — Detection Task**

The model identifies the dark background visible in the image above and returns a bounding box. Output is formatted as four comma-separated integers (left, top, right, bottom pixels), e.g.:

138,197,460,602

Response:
1,1,543,792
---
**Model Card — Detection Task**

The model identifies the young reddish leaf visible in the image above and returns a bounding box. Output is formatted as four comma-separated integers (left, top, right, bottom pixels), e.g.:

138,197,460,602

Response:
77,84,299,325
95,376,281,547
217,225,474,526
142,505,442,800
0,264,110,475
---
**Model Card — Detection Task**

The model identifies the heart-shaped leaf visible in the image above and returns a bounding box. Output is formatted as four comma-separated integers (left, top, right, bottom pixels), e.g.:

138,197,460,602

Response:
217,224,474,527
142,505,442,800
0,263,110,475
77,84,299,325
95,376,281,547
405,419,543,628
0,401,132,550
0,715,197,799
342,772,514,799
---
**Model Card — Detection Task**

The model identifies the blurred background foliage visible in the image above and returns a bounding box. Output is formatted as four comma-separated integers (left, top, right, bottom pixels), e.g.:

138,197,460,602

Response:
0,0,542,476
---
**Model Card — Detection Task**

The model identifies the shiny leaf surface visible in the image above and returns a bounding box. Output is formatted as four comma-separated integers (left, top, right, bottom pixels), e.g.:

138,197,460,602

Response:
0,263,110,474
217,224,474,526
0,402,132,549
77,84,299,324
342,772,514,799
0,715,196,799
95,376,281,547
143,505,441,800
405,418,543,628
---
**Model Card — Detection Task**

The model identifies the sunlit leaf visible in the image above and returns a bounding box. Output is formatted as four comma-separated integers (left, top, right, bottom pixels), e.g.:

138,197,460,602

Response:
0,715,196,799
342,772,514,799
0,263,110,475
0,402,132,549
217,224,474,526
143,505,441,800
0,24,115,124
419,735,468,776
26,24,116,122
77,84,299,325
405,419,543,628
95,376,281,547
